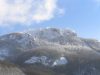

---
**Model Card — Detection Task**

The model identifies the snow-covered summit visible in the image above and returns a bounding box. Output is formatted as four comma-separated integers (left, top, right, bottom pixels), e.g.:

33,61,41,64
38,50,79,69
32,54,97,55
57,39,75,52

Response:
0,28,100,50
27,28,77,39
25,28,85,46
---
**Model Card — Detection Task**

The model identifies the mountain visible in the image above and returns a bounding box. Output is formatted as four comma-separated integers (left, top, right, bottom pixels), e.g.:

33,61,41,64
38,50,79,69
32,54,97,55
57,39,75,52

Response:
0,28,100,75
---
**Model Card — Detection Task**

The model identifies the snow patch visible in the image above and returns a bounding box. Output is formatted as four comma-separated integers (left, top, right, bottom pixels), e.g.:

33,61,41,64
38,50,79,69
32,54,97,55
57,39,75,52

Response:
0,49,9,60
25,56,68,67
25,56,39,64
0,49,9,57
52,57,68,66
25,56,51,66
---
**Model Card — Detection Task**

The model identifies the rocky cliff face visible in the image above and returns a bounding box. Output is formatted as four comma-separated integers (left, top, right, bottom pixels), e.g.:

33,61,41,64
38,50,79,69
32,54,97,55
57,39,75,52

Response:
0,28,100,75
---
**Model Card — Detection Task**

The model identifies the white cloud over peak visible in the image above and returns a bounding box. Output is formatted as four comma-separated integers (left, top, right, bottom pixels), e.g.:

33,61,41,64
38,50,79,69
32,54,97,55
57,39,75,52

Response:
0,0,64,26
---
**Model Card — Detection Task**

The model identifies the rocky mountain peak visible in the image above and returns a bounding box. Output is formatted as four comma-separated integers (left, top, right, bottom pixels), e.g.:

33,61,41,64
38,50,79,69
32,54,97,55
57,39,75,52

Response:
0,28,100,75
27,28,77,39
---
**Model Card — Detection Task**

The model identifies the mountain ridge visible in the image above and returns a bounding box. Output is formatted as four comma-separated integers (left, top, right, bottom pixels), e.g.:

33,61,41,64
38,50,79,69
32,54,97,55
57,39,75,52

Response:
0,28,100,75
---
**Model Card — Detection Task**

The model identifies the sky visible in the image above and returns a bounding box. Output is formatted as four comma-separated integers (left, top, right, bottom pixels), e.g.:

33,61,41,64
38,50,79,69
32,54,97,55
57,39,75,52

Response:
0,0,100,40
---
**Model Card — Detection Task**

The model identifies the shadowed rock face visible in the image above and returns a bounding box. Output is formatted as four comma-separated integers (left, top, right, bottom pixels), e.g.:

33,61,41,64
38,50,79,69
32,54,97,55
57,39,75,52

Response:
0,61,25,75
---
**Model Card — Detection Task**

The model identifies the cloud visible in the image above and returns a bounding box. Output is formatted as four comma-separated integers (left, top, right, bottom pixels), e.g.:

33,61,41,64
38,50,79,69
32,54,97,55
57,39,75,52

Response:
0,0,64,26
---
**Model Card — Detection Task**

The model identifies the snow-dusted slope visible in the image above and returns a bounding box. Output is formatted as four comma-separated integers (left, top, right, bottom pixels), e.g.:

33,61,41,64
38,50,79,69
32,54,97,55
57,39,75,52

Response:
1,28,100,50
0,32,38,49
0,28,100,62
27,28,85,46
